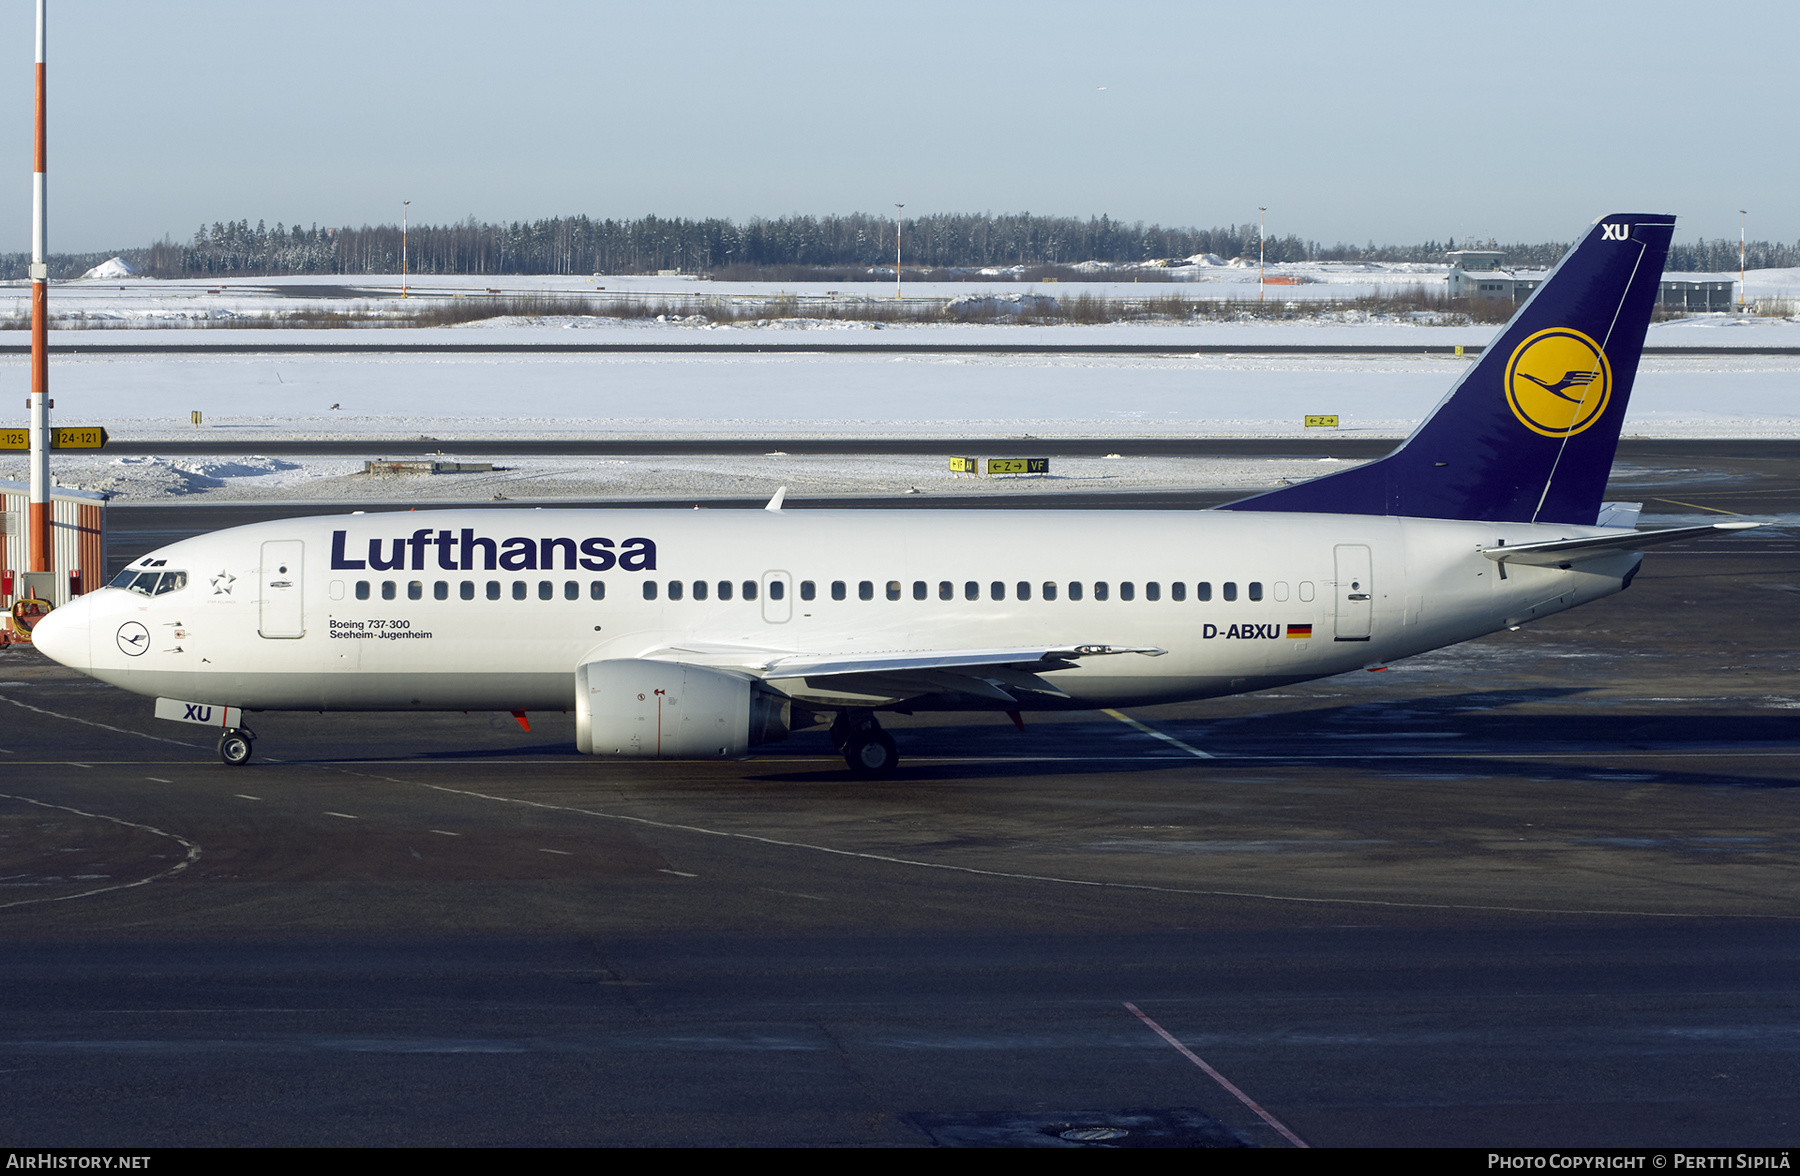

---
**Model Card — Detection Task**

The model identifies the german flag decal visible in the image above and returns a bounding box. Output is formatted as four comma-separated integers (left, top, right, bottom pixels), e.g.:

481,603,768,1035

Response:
1286,623,1313,638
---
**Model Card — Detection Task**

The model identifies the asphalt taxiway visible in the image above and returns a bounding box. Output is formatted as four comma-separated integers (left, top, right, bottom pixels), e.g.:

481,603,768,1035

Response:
2,463,1797,1147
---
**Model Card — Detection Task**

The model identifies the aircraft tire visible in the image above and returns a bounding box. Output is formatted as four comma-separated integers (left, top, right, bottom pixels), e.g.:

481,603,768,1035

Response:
218,730,254,767
844,729,898,778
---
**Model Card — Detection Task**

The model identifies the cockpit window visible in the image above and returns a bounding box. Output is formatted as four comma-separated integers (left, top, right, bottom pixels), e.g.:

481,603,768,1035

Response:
114,569,186,597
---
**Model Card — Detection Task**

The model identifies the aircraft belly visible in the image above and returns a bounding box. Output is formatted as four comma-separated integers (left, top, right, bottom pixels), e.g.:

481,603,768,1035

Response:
89,667,569,712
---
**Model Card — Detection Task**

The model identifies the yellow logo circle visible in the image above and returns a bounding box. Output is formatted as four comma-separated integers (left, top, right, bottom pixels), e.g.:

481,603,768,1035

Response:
1504,328,1612,437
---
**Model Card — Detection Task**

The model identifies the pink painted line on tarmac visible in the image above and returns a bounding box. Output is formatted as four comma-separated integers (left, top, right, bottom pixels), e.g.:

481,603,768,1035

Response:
1123,1001,1310,1148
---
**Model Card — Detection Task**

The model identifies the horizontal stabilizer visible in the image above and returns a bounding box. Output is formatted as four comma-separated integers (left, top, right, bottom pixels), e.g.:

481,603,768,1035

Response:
1483,521,1760,566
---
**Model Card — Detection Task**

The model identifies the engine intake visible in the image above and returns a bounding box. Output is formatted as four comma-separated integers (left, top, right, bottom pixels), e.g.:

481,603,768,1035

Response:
575,658,790,758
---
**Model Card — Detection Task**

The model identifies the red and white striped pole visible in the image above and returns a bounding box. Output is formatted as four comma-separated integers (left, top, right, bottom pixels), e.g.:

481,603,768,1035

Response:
27,0,50,575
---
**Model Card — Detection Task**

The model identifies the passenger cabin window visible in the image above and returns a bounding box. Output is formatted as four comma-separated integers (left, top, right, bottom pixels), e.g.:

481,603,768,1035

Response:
1042,581,1058,601
356,581,371,601
1197,582,1212,601
667,580,683,601
719,580,734,601
1171,582,1186,601
512,581,527,601
565,581,579,601
913,581,927,601
939,581,953,601
487,581,501,601
590,580,606,600
1248,581,1264,602
1016,581,1031,601
1094,582,1110,601
1146,582,1160,601
434,581,448,601
886,581,901,601
859,581,874,601
692,580,709,601
382,581,397,601
743,581,759,601
990,581,1005,601
643,581,658,600
1223,582,1237,602
461,581,475,600
769,580,785,601
799,581,814,601
964,581,978,601
1119,582,1134,601
408,581,423,601
831,581,846,601
1068,582,1083,601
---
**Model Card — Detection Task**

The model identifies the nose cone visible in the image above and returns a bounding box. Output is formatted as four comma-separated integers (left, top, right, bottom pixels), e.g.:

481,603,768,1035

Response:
29,594,92,671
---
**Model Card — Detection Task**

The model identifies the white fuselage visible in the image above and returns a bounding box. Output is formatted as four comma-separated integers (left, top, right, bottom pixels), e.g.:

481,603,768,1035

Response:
35,506,1636,716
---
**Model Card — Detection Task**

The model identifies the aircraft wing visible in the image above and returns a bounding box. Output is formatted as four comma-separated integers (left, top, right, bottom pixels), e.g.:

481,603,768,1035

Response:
648,642,1166,706
1482,520,1761,567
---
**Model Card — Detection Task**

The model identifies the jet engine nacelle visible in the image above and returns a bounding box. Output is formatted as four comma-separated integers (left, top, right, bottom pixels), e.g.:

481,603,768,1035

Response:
574,658,790,758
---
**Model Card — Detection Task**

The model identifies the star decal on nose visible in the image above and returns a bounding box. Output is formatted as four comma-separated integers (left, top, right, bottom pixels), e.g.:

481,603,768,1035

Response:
211,570,236,595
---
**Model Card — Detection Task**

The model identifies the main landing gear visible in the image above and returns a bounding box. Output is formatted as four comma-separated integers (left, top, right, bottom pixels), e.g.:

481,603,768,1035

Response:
217,727,255,766
830,709,898,778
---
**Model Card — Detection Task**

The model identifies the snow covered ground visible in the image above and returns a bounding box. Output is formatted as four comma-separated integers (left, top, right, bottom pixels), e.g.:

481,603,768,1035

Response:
5,451,1376,507
8,262,1800,324
0,279,1791,505
1,344,1791,444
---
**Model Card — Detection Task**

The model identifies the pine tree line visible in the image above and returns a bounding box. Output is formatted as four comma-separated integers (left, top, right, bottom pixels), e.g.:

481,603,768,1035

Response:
1,214,1793,279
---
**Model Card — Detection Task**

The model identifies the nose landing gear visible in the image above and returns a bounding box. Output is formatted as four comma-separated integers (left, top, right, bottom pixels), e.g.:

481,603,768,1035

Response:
217,727,255,766
830,709,898,778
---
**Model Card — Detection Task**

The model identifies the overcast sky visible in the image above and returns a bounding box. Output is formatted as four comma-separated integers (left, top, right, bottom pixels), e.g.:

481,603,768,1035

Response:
3,0,1793,254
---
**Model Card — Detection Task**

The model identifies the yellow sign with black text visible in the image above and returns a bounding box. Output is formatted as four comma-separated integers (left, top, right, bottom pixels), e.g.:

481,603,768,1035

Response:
0,426,109,450
1304,415,1339,428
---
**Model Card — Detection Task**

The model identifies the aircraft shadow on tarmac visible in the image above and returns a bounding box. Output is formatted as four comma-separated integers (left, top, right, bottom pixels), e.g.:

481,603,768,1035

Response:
261,687,1799,790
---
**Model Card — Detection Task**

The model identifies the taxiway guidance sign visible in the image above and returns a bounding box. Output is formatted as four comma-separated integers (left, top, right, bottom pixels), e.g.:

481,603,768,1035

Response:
0,426,109,450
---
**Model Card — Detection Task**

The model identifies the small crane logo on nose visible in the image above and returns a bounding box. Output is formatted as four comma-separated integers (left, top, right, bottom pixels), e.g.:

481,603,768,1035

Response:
116,622,150,657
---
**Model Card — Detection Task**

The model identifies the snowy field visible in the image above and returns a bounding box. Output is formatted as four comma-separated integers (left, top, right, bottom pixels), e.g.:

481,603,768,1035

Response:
0,278,1792,505
13,262,1800,321
0,341,1792,444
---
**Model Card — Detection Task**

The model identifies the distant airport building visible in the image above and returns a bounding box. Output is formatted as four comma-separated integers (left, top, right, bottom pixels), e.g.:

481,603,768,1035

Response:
1656,280,1735,312
1447,251,1542,303
1448,250,1736,312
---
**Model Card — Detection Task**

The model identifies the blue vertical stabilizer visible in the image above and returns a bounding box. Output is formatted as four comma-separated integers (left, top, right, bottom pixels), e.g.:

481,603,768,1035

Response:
1223,214,1675,524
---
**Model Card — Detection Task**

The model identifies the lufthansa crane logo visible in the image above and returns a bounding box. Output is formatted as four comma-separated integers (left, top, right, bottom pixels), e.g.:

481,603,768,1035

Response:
116,621,150,657
1504,327,1612,438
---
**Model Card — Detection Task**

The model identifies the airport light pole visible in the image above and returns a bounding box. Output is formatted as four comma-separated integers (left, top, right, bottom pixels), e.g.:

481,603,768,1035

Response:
27,0,49,575
894,204,903,301
402,200,410,298
1258,207,1266,302
1739,209,1747,310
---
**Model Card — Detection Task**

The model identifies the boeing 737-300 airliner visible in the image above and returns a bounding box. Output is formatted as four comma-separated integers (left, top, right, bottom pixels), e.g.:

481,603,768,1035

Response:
31,213,1758,775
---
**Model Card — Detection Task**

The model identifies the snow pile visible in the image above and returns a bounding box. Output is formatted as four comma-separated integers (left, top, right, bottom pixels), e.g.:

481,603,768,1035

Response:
62,455,305,497
80,257,140,279
945,292,1059,318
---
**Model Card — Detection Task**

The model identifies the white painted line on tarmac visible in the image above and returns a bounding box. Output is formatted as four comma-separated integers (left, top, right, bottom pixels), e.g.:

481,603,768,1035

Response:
0,791,201,911
538,848,571,855
235,794,261,801
1124,1002,1309,1148
145,777,171,784
429,829,460,836
1103,709,1215,758
323,811,358,819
